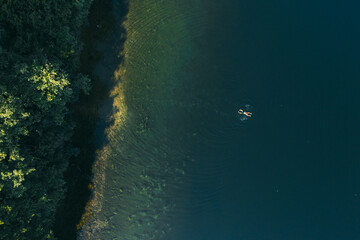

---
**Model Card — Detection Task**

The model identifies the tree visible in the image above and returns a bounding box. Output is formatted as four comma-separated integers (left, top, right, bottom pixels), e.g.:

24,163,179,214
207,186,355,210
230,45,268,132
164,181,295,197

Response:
0,1,92,239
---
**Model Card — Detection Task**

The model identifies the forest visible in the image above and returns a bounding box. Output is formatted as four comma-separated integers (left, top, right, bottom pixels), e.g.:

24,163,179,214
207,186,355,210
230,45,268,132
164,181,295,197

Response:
0,1,93,239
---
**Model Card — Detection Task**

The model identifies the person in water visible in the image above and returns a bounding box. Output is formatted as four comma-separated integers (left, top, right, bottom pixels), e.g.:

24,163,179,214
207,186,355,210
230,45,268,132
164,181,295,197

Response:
238,109,252,117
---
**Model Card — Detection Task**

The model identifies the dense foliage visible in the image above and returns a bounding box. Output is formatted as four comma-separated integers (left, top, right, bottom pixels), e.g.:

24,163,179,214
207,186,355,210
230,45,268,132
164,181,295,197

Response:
0,1,93,239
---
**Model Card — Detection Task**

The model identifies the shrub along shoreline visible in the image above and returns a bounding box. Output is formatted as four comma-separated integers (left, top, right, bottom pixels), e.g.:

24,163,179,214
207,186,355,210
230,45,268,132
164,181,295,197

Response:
0,1,94,239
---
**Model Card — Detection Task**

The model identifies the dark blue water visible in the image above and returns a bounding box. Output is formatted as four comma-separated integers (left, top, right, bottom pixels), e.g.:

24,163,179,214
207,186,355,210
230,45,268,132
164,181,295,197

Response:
172,1,360,239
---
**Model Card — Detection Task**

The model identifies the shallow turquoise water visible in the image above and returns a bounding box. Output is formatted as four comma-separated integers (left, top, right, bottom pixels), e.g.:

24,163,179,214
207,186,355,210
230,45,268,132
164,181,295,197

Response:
80,0,360,239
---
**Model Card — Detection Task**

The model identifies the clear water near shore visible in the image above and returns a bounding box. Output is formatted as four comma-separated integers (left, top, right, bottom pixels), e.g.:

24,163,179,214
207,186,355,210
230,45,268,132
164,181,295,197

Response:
79,0,207,239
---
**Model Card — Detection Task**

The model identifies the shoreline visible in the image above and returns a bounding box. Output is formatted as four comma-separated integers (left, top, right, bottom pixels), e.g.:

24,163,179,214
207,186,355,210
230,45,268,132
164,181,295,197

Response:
53,0,129,239
77,0,203,239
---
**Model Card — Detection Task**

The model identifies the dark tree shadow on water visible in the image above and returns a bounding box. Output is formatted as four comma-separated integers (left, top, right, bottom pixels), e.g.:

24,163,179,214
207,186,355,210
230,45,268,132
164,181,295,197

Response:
54,0,129,239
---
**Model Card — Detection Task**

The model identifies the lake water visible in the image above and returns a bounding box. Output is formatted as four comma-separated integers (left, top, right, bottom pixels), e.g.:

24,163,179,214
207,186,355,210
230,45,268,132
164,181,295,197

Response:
79,0,360,239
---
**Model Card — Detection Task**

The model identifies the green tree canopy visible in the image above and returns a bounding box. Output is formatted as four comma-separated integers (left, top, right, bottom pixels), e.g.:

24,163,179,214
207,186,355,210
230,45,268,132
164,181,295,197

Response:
0,0,92,239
